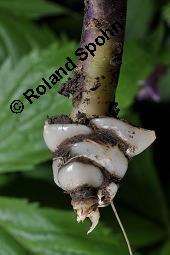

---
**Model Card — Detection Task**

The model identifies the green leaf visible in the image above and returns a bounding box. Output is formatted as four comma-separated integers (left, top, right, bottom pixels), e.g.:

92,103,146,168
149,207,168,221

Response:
160,70,170,102
160,241,170,255
158,38,170,65
118,148,170,244
0,0,68,19
116,41,155,110
162,3,170,23
118,205,166,248
0,197,129,255
107,110,170,248
126,0,154,40
22,162,53,183
0,12,55,65
147,22,165,54
0,40,78,172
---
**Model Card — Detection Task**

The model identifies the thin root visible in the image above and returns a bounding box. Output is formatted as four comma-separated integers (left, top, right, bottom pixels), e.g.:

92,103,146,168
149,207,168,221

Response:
110,201,133,255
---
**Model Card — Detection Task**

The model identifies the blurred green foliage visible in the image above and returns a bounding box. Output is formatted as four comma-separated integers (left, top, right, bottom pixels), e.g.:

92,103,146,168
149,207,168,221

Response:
0,0,170,255
0,197,131,255
0,0,68,19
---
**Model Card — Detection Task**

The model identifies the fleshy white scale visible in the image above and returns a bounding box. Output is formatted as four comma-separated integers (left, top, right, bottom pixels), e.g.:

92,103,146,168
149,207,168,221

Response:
43,121,92,151
52,158,63,187
91,117,156,157
98,182,119,207
57,162,104,191
43,116,156,236
70,140,128,178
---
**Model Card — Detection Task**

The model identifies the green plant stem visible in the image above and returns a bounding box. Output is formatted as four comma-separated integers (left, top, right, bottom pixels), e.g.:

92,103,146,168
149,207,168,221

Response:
70,0,127,120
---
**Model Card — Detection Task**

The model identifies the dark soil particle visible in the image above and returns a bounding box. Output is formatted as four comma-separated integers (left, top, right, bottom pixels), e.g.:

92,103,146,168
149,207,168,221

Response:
88,124,130,158
108,102,120,117
47,115,72,124
59,71,85,104
51,120,130,160
75,111,89,125
53,130,117,159
69,186,98,202
68,180,120,206
89,77,102,92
